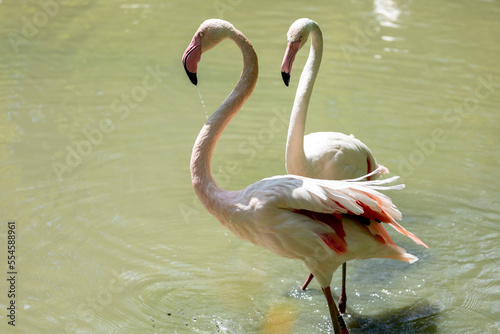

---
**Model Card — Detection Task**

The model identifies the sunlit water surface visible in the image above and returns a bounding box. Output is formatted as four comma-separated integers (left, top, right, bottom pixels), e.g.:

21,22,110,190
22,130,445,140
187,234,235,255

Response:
1,0,499,333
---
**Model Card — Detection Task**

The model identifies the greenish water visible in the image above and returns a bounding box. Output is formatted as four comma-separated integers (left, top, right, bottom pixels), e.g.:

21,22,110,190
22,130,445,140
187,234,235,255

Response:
1,0,499,333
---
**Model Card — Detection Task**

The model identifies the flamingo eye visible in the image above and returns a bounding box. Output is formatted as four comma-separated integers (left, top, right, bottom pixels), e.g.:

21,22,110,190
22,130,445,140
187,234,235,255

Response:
199,32,204,37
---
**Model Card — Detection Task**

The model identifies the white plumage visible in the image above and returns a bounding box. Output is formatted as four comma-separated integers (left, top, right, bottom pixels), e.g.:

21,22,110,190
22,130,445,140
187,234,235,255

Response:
182,19,427,334
281,18,391,306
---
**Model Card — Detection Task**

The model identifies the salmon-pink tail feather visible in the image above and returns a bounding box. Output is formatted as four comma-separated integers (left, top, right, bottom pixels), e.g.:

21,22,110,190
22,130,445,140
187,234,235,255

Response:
307,176,428,255
354,200,428,248
342,176,429,249
385,217,429,248
364,219,396,246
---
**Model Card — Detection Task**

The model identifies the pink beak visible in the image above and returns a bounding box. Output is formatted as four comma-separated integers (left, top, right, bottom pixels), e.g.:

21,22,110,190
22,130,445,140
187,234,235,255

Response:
281,40,300,86
182,35,202,85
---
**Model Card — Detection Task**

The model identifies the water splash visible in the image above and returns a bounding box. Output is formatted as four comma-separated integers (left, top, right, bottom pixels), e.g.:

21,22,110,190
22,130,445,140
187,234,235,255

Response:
196,86,208,119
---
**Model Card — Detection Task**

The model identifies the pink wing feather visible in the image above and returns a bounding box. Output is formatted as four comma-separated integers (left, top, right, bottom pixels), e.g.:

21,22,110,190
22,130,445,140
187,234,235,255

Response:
276,175,428,252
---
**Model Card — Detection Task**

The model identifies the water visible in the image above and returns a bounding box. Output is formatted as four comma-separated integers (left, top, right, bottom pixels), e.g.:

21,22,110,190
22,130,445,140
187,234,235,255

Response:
1,0,499,333
196,86,209,119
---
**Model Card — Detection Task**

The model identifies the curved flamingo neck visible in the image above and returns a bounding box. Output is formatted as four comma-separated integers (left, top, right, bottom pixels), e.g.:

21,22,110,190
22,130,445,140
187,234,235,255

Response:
190,28,258,212
285,23,323,175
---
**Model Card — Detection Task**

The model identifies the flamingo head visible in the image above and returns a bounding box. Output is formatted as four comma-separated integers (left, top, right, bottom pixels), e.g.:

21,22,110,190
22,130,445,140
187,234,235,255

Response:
182,19,234,85
281,18,316,86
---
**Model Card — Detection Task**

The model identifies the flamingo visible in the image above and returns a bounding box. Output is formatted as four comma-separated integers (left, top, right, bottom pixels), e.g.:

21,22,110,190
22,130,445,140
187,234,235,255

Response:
182,19,427,334
281,18,389,311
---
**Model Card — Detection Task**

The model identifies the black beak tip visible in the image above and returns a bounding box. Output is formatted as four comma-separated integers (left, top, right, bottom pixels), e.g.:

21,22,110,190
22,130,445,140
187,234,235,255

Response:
183,60,198,85
187,70,198,86
281,71,290,87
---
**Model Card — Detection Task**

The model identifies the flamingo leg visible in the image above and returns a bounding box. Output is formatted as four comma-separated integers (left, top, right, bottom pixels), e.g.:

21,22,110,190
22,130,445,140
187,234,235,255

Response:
338,263,347,313
322,286,349,334
302,262,347,309
301,273,314,290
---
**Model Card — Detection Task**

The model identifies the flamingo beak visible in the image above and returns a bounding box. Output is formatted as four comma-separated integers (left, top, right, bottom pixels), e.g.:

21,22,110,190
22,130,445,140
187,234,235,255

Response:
281,40,300,87
182,36,202,85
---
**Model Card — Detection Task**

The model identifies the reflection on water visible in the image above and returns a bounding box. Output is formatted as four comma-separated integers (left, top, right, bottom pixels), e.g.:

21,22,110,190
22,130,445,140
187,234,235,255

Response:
374,0,403,27
1,0,499,333
347,299,440,333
